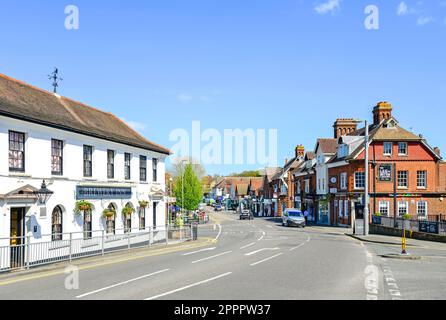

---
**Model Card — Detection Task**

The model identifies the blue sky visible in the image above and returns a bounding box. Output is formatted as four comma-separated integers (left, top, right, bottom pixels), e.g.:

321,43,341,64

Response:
1,0,445,175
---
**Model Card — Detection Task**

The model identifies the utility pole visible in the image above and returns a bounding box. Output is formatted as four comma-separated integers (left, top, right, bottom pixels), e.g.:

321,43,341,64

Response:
48,68,63,93
364,120,370,236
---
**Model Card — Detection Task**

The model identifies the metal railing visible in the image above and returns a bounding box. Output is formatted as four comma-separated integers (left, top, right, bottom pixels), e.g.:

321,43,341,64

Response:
0,224,196,273
372,215,446,236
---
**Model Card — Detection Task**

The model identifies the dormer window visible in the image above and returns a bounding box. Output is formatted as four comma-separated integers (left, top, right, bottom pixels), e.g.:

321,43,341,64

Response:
338,144,349,158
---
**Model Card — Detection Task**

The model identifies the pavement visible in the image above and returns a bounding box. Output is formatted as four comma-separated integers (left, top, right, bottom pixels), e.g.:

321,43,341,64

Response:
0,209,445,300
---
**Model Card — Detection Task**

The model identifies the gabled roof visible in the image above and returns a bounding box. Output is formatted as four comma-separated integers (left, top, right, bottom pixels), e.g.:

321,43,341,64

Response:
315,138,338,155
236,183,249,196
0,74,170,155
264,167,282,183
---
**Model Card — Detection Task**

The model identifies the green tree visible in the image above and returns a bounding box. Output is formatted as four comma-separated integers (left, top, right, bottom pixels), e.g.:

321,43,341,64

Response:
174,163,203,211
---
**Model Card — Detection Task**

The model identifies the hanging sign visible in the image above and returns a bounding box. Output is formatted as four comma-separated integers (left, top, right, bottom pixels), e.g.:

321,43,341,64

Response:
378,164,393,182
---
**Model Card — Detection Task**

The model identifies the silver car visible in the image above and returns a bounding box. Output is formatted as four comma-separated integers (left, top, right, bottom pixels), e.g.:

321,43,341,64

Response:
282,209,306,228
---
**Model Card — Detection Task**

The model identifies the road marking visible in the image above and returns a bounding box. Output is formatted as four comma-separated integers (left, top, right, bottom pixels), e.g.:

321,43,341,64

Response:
191,251,232,264
257,231,266,242
266,225,273,229
289,243,305,251
240,242,256,250
76,269,170,299
0,238,215,287
145,272,233,300
250,253,283,267
215,224,222,241
245,248,280,256
182,247,216,256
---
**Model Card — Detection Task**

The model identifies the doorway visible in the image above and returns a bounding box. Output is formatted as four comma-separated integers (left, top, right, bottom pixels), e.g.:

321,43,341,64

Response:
10,207,26,268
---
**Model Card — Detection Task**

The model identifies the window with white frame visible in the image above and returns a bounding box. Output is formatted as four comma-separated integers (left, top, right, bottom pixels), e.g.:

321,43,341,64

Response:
379,201,390,216
417,171,427,188
383,142,393,155
417,201,428,217
398,142,408,155
354,172,365,189
398,201,408,216
398,171,408,188
340,173,347,190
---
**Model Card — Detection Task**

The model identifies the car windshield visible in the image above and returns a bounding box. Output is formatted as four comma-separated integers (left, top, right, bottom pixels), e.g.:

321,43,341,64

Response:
288,211,303,217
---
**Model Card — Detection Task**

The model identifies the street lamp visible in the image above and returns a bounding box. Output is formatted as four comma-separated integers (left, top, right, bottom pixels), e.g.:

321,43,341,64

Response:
181,160,188,215
34,180,54,205
354,119,370,236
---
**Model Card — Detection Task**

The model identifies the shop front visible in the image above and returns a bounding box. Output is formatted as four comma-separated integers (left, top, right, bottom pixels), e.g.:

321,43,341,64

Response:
317,196,330,225
302,196,316,223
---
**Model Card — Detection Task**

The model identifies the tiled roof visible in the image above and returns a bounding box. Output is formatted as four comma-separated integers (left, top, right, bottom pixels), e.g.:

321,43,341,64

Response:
316,138,338,154
0,74,170,155
236,183,249,196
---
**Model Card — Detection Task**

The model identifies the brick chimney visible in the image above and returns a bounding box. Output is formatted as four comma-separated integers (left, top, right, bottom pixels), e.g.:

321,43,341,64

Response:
373,102,393,125
295,145,305,159
333,119,358,139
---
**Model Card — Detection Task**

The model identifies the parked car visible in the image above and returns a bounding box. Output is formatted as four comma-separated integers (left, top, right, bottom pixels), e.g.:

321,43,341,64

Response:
282,209,306,228
238,200,253,220
239,209,253,220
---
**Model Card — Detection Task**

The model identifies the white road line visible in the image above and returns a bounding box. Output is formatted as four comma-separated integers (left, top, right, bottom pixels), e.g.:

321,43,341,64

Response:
76,269,170,299
145,272,233,301
182,247,216,256
257,231,266,242
191,251,232,264
289,243,305,251
266,225,273,229
215,224,222,241
240,242,256,250
245,248,280,256
250,253,284,267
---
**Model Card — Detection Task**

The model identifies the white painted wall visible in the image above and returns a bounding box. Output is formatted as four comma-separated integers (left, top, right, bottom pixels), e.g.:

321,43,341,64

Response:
0,115,167,243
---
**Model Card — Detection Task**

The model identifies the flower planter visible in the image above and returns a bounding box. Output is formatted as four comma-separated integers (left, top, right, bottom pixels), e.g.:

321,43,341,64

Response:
103,210,115,218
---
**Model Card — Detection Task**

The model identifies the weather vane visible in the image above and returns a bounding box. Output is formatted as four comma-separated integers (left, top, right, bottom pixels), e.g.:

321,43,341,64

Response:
48,68,63,93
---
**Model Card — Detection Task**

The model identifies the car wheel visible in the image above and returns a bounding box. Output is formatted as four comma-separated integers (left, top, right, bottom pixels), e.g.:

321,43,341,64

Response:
287,221,290,227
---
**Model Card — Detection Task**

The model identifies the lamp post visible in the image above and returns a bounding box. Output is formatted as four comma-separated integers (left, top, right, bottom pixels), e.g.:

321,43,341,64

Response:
169,177,173,225
181,160,187,215
34,180,54,205
354,119,370,236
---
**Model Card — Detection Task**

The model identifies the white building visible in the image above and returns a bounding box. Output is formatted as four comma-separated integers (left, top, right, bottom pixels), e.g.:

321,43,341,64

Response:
0,74,170,270
314,138,338,225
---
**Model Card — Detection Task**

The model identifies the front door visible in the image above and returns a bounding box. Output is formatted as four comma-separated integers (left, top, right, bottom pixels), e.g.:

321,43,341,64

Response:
10,207,26,268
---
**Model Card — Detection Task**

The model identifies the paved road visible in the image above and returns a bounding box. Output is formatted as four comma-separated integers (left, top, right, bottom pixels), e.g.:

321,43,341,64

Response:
0,210,445,300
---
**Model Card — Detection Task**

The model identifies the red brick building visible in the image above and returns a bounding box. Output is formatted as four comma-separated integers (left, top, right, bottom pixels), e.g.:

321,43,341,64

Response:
327,102,446,226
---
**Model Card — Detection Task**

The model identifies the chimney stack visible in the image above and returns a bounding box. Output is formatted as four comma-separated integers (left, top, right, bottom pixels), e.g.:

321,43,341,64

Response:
295,145,305,159
333,119,358,139
373,102,393,125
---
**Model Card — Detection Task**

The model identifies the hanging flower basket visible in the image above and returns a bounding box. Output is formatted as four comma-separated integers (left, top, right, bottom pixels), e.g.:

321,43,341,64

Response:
74,201,94,215
103,209,116,218
139,200,149,208
122,206,135,217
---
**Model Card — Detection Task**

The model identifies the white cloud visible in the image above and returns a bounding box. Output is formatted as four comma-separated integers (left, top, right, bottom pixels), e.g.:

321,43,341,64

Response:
417,16,434,25
314,0,341,15
120,118,147,132
397,2,409,15
178,93,193,103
